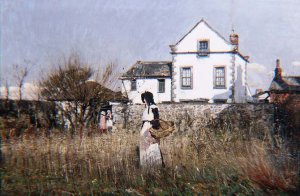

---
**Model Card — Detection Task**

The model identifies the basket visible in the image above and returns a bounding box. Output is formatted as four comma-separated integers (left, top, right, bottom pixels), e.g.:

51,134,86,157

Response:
149,119,175,139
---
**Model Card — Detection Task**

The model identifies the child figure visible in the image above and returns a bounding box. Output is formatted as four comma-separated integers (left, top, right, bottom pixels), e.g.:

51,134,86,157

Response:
99,111,107,133
106,110,113,133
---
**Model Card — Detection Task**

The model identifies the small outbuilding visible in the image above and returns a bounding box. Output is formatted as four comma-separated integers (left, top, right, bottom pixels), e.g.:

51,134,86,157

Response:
119,61,172,104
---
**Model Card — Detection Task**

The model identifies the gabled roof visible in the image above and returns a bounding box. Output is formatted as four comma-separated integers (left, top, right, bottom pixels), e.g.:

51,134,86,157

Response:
83,81,128,102
269,76,300,93
171,19,249,63
174,18,230,46
120,61,172,79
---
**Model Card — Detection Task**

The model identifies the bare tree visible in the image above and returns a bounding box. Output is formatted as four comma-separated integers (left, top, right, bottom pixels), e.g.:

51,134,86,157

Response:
13,64,29,101
39,54,121,132
4,80,9,101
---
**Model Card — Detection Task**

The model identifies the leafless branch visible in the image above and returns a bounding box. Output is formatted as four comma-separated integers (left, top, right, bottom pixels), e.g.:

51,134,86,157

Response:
39,53,119,131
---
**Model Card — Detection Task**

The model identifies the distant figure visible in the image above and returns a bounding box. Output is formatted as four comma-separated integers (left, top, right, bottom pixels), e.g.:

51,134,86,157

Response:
106,110,113,133
9,128,18,139
99,111,107,133
139,91,163,167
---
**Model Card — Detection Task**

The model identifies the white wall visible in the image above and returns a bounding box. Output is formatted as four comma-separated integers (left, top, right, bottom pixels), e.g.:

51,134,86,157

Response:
234,55,248,103
176,22,231,53
172,20,248,103
121,78,172,104
173,53,233,102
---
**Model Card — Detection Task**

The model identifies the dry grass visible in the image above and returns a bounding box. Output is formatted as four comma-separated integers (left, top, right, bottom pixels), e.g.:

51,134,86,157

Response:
1,132,141,194
161,129,298,194
0,128,299,195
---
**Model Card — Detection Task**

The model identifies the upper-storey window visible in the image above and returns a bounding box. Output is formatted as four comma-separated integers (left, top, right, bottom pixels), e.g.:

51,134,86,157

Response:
198,40,209,56
131,79,137,91
214,66,226,89
181,67,192,89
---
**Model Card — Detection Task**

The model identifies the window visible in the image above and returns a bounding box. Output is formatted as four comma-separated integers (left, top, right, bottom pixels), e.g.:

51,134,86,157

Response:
181,67,192,89
158,79,165,93
131,79,137,91
198,40,209,56
199,41,208,50
214,67,226,89
213,99,227,103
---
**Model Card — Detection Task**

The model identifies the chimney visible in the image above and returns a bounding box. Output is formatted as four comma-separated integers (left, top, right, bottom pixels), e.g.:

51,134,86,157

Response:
169,45,177,53
275,59,282,80
230,33,239,51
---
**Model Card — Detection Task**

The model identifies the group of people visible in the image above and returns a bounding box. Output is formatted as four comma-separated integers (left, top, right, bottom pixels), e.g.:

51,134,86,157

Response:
99,110,113,133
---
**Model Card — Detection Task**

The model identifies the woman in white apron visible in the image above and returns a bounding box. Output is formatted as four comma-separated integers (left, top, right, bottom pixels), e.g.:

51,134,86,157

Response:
139,91,163,167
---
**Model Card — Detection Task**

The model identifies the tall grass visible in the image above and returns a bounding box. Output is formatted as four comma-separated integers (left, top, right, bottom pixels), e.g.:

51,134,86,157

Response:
1,128,298,195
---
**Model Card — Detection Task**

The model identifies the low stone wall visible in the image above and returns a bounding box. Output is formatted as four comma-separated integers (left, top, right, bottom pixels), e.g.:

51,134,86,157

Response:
112,103,274,136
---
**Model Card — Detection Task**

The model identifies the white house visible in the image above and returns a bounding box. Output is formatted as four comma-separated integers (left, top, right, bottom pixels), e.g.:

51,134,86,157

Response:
120,19,251,104
119,61,172,104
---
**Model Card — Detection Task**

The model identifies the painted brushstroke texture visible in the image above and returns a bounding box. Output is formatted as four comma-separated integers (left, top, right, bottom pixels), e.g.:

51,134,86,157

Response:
0,0,300,93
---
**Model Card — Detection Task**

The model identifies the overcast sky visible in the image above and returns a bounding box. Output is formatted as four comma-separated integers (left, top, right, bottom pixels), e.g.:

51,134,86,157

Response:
1,0,300,94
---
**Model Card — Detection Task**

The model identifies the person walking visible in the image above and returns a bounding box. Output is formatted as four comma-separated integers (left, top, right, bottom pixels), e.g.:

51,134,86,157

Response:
139,91,164,167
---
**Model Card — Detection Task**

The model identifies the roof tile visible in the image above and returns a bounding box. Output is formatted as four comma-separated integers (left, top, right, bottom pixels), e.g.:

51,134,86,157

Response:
120,61,172,78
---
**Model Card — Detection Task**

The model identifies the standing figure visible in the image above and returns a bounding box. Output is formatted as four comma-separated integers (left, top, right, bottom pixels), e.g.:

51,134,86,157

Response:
99,111,107,133
139,91,163,167
106,110,113,133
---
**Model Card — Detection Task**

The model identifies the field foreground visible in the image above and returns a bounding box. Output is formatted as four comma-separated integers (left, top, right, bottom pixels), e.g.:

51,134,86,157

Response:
0,129,298,195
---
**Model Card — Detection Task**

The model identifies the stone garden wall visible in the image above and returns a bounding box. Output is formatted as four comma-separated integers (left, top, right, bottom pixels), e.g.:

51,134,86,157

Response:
112,103,275,137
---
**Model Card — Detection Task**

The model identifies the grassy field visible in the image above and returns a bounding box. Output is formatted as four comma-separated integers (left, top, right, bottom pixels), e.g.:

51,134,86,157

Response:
0,127,299,195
